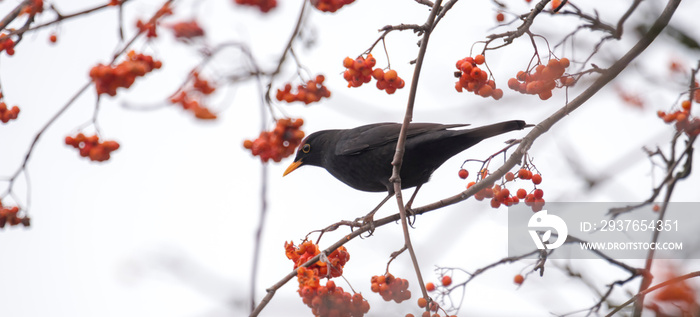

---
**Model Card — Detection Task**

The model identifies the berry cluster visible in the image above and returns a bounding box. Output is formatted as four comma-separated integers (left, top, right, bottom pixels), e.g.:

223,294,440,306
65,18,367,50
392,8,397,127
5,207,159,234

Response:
169,72,217,119
370,273,411,303
0,201,30,228
276,75,331,104
507,58,573,100
90,51,162,96
234,0,277,12
65,133,120,162
243,118,305,163
0,34,16,56
297,267,370,317
372,69,405,94
0,101,20,123
342,55,406,94
454,55,503,100
463,167,545,212
169,20,205,40
657,99,700,137
647,267,698,316
285,240,350,278
135,3,173,38
311,0,355,12
20,0,43,16
343,55,376,88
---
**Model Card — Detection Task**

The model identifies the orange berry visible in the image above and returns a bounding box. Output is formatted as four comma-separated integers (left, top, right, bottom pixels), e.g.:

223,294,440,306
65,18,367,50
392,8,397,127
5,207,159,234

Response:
492,88,504,100
496,12,505,22
531,174,542,184
441,275,452,286
384,69,398,82
458,169,469,179
508,78,520,90
49,33,57,43
681,100,691,111
516,188,527,199
372,68,384,80
534,188,544,199
474,54,485,65
559,57,570,68
426,282,435,292
478,84,493,97
505,172,515,181
490,198,501,208
652,204,660,212
514,274,524,285
538,90,553,100
417,297,428,308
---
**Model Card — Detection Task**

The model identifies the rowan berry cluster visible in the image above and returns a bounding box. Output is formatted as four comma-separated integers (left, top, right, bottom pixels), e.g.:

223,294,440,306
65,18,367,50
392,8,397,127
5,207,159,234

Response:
372,69,405,94
343,55,375,87
169,20,205,40
454,55,504,100
647,267,698,316
234,0,277,12
65,133,120,162
0,34,16,56
90,51,162,96
285,240,350,278
135,3,173,38
463,167,545,212
276,75,331,104
342,55,405,94
20,0,43,16
0,102,20,123
169,72,217,119
311,0,355,12
0,201,30,229
287,241,368,316
297,267,370,317
370,273,411,303
657,99,700,137
243,118,305,162
507,58,574,100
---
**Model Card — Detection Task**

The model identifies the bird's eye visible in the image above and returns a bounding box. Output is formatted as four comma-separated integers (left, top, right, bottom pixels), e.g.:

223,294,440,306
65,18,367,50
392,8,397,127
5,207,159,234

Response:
302,144,311,153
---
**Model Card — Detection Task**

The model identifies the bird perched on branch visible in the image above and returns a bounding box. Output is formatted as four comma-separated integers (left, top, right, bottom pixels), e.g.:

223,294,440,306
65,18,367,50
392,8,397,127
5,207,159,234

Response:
283,120,528,219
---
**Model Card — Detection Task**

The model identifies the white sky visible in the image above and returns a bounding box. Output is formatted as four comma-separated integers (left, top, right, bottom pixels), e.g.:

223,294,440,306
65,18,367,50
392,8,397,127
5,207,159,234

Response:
1,0,700,316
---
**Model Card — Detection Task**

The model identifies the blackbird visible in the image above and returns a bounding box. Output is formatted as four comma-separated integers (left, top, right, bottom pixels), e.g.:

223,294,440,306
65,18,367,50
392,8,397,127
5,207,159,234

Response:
283,120,527,217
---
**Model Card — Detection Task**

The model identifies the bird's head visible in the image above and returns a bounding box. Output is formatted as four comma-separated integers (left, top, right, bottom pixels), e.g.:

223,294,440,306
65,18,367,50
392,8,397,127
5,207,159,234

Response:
283,130,334,176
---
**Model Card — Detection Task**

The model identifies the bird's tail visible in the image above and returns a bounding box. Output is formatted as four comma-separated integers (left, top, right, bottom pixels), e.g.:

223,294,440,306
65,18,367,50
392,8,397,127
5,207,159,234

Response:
463,120,528,141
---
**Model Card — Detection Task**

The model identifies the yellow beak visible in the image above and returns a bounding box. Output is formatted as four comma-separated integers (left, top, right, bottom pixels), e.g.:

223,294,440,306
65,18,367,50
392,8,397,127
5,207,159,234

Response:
283,160,303,176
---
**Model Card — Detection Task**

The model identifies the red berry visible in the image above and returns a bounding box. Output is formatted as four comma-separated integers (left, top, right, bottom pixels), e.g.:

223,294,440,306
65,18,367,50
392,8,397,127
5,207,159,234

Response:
426,282,435,292
533,189,544,199
441,275,452,286
458,169,469,179
531,174,542,184
514,274,524,285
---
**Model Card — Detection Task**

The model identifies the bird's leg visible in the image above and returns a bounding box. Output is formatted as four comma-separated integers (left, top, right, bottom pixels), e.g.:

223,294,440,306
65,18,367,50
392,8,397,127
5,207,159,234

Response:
356,192,394,234
405,184,422,226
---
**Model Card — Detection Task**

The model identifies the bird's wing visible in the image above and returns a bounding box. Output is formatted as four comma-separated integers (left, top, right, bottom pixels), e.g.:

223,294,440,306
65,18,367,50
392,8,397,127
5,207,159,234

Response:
335,122,470,155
